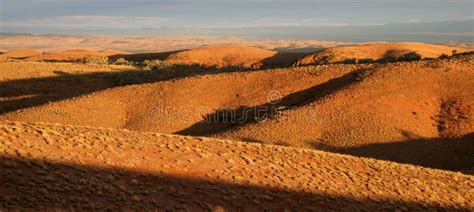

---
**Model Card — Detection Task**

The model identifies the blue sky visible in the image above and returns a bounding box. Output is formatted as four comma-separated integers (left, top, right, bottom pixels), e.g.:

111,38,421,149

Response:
1,0,473,29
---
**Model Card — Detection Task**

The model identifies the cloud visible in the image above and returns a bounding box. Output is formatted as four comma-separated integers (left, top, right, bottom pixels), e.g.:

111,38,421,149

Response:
222,18,354,28
1,15,371,29
0,16,171,28
407,18,422,23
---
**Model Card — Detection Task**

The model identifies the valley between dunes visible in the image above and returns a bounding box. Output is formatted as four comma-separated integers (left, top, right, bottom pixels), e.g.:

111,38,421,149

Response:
0,41,473,210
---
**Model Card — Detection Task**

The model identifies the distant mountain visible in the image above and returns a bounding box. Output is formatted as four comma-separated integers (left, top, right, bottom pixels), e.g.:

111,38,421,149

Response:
150,20,474,42
382,20,474,34
0,32,35,36
2,20,473,42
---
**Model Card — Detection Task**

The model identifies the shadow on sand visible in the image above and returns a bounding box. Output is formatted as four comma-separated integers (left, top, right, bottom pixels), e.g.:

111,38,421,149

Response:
108,50,184,63
0,51,306,115
312,132,474,172
177,69,365,135
108,50,306,65
0,70,154,114
0,156,464,210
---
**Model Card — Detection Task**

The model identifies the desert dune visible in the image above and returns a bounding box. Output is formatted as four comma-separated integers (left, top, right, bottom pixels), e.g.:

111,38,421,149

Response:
294,42,469,65
0,121,472,210
0,41,473,210
1,45,472,172
0,49,42,59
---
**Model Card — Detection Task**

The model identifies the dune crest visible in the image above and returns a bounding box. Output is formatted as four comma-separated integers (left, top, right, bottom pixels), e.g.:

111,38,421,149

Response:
294,42,470,65
166,45,302,68
0,49,42,59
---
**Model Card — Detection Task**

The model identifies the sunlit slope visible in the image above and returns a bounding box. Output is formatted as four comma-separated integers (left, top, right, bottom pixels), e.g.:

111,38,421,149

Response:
0,64,362,133
1,55,473,171
165,45,302,68
0,121,472,210
214,56,474,170
294,43,469,65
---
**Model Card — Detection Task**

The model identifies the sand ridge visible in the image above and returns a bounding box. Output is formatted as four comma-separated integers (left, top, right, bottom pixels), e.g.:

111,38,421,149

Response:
166,45,304,68
0,49,42,59
294,42,470,65
0,43,473,210
1,45,304,68
2,54,473,172
0,121,472,210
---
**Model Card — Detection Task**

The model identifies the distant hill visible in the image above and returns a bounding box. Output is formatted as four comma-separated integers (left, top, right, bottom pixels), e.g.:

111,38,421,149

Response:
3,52,473,171
0,32,35,36
2,20,473,42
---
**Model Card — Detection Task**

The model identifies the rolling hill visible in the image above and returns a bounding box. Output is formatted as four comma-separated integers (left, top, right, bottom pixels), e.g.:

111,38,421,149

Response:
22,49,126,62
165,45,303,68
293,43,469,65
0,49,42,59
0,121,472,210
1,54,472,171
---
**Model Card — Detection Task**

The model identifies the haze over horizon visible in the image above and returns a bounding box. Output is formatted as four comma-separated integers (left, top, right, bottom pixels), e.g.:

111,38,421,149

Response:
1,0,473,42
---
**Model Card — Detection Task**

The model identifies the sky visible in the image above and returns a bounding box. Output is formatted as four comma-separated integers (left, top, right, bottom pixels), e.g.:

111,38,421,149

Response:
1,0,473,29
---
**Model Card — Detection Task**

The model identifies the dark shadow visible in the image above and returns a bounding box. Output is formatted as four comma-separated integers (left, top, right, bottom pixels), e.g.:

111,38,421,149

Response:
238,137,264,144
0,68,205,114
0,49,328,115
177,68,366,136
398,129,425,140
0,156,465,210
109,51,307,68
52,70,74,76
259,52,308,68
0,59,318,115
0,51,358,115
2,51,305,114
109,50,306,68
311,132,474,172
290,50,474,67
108,50,184,63
0,70,159,114
0,47,332,115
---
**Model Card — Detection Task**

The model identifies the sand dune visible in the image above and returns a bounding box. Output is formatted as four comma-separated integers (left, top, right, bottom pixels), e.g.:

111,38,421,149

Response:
214,56,474,170
294,43,470,65
1,45,303,68
0,121,472,210
1,41,473,210
0,63,362,133
2,43,469,69
0,61,139,114
165,45,303,68
2,54,472,171
0,48,129,63
0,49,42,59
21,49,126,62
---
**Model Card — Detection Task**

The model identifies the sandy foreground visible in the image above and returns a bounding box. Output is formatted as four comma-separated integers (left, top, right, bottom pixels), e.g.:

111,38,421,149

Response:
0,121,473,210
